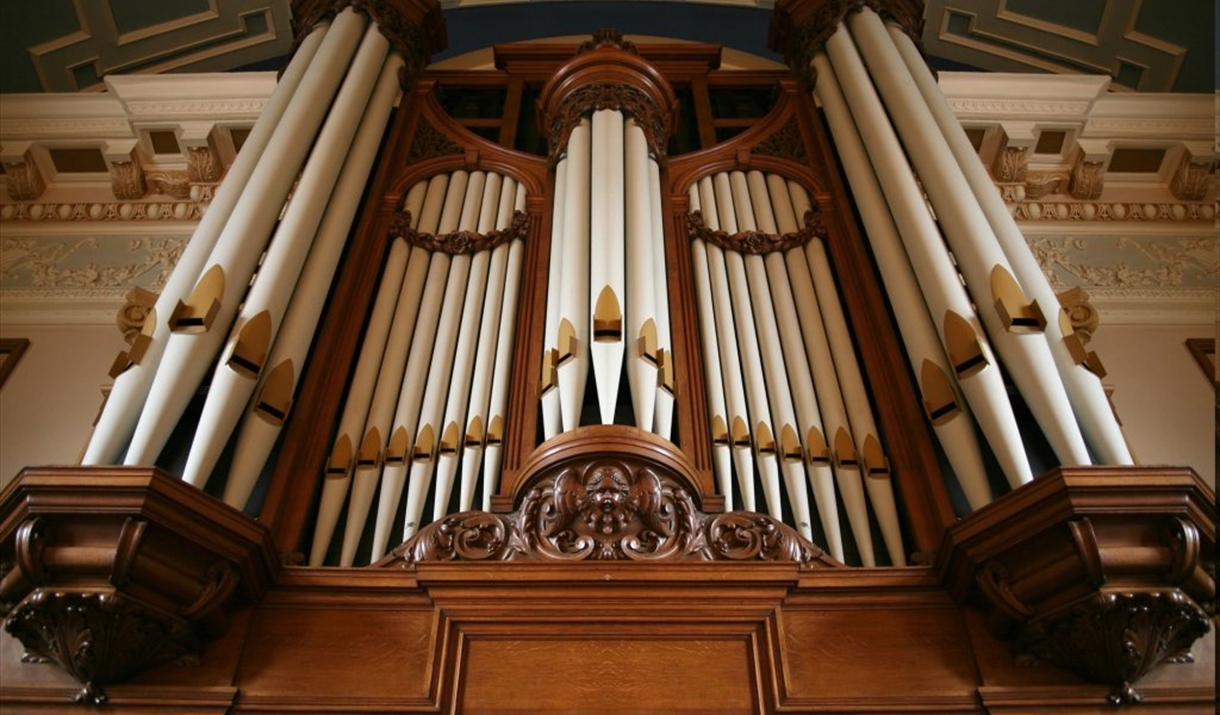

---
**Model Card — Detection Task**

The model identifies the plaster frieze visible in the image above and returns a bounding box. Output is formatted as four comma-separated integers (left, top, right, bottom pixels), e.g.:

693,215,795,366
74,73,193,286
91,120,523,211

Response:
1026,234,1218,292
1008,199,1215,223
0,236,185,291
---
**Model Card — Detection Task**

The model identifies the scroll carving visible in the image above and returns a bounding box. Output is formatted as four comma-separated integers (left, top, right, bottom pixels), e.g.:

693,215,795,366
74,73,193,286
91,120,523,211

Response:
145,171,194,200
186,145,222,183
547,83,669,163
751,117,809,164
686,208,827,255
380,459,836,566
406,116,464,164
992,146,1029,183
389,209,528,254
116,286,159,345
1056,286,1098,344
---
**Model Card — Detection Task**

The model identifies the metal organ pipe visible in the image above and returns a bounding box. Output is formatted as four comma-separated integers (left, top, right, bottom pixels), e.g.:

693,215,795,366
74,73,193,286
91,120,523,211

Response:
181,26,393,491
540,159,568,441
810,56,998,511
844,10,1091,467
124,9,369,465
810,48,1033,494
82,22,329,466
648,159,675,439
886,24,1132,467
625,117,660,433
223,51,407,510
589,110,627,425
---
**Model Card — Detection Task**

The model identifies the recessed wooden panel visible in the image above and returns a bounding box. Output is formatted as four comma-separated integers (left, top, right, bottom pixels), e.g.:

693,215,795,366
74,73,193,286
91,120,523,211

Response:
236,606,437,705
779,607,979,704
459,634,757,714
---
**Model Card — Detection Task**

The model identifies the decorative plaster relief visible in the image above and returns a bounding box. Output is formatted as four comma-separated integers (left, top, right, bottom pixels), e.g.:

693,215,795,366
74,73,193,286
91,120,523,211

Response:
1026,235,1218,292
0,236,186,291
0,200,208,222
1008,199,1214,222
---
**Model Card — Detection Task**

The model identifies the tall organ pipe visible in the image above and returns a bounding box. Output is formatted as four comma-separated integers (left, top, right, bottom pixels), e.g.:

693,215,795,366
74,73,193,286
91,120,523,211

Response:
124,10,368,465
760,173,844,558
222,53,407,509
625,118,660,433
737,171,814,539
842,11,1091,467
82,23,329,465
649,160,675,439
540,159,568,440
308,233,412,567
181,26,392,490
809,51,1032,493
699,177,756,511
688,186,735,508
589,110,627,425
556,120,592,432
887,24,1132,466
482,186,528,509
812,58,995,510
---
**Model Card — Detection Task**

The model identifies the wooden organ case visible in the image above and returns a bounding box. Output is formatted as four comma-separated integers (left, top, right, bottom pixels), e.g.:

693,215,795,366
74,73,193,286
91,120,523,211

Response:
0,1,1215,712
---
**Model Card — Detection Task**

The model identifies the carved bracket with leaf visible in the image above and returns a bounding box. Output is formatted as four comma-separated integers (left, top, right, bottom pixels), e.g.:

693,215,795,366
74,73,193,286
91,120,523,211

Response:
938,467,1216,706
0,468,279,705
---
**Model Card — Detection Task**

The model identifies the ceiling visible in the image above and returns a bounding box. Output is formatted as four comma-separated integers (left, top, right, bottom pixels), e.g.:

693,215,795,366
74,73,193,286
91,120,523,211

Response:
1,0,1214,94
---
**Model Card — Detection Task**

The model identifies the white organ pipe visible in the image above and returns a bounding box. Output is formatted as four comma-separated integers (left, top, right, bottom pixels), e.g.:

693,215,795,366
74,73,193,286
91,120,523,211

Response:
557,119,592,432
124,9,368,465
397,173,483,548
436,173,502,520
761,173,843,559
308,234,411,567
340,174,459,567
82,23,329,465
780,204,873,565
182,26,391,490
648,159,674,439
460,175,513,511
222,52,406,510
843,11,1091,467
810,50,1031,492
624,118,659,432
789,181,904,566
688,185,734,508
482,185,528,509
540,159,568,440
810,57,997,510
589,110,627,425
365,173,465,561
718,172,783,521
887,25,1132,466
739,171,813,539
699,177,756,511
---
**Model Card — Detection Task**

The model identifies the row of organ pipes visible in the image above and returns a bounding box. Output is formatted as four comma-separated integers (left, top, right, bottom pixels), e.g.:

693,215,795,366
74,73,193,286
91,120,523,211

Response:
74,12,1135,568
541,111,675,441
314,171,525,566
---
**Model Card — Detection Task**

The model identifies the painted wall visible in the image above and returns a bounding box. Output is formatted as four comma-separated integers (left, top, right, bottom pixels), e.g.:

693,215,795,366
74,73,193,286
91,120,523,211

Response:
1090,322,1216,488
0,324,125,489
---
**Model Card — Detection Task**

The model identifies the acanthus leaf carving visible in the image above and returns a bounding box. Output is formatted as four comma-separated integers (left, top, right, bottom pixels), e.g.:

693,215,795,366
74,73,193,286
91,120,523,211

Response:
751,117,809,164
379,459,838,567
406,116,464,165
771,0,924,89
547,84,668,164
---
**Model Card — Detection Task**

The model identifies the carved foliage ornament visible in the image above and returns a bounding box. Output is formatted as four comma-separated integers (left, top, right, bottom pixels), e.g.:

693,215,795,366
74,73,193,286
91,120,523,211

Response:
389,209,528,254
775,0,924,88
751,117,809,164
577,27,638,55
548,84,669,164
1014,591,1211,706
4,591,202,706
381,460,834,566
290,0,437,82
406,116,464,165
686,208,828,255
3,159,47,200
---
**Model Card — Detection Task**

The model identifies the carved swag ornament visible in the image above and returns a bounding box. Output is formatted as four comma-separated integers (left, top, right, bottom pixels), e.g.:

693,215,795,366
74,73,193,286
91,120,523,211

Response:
686,207,828,255
380,459,836,566
388,209,528,254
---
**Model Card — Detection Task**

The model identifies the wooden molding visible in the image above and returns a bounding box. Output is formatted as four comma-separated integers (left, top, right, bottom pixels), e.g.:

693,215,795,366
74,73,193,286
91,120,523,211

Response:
0,467,279,704
937,466,1217,705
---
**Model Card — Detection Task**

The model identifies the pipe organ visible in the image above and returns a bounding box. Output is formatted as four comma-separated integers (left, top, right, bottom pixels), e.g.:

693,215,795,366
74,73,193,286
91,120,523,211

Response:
1,0,1213,712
